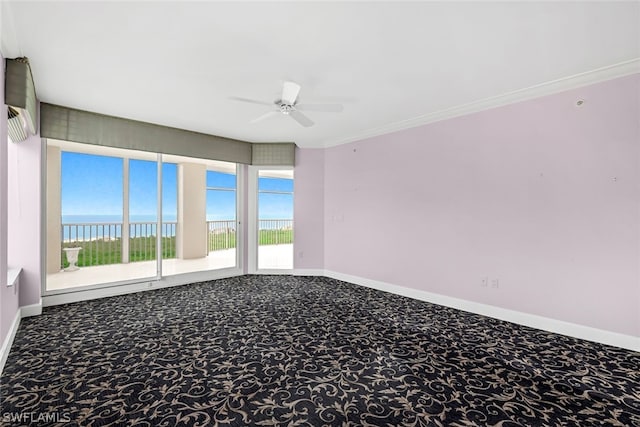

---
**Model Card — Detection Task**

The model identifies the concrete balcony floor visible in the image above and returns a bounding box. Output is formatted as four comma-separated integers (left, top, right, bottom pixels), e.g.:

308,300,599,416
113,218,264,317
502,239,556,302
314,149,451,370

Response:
47,244,293,291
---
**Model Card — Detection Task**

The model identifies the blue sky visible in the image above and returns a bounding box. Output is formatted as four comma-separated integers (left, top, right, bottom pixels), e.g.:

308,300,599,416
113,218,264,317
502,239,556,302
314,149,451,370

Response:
258,177,294,220
61,152,293,221
61,152,124,216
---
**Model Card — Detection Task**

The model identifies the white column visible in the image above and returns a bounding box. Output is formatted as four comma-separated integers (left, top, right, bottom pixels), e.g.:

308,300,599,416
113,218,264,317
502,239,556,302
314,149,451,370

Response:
177,162,206,259
46,145,61,273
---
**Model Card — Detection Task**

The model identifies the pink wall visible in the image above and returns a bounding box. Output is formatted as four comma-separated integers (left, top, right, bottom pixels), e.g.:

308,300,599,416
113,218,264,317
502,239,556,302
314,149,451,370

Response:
7,129,42,308
324,74,640,337
1,69,637,345
0,53,20,346
294,148,325,270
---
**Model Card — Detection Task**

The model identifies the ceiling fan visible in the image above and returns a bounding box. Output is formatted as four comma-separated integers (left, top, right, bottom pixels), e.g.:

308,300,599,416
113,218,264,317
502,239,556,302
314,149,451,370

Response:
230,81,343,127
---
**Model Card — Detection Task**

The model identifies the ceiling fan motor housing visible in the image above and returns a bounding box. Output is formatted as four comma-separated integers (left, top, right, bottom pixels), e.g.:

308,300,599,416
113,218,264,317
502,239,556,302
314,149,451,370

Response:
278,102,294,115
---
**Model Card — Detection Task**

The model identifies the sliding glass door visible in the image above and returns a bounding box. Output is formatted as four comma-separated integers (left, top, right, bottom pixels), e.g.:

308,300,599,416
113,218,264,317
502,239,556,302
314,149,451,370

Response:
257,169,294,270
46,142,161,291
206,166,237,271
161,156,238,276
45,139,240,292
126,158,158,280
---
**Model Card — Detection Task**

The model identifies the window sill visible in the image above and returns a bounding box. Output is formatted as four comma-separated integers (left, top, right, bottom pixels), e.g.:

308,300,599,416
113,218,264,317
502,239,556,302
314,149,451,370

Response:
7,267,21,287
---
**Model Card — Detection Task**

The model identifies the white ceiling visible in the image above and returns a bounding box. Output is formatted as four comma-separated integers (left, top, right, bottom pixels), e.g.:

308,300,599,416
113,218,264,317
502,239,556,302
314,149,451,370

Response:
2,1,639,148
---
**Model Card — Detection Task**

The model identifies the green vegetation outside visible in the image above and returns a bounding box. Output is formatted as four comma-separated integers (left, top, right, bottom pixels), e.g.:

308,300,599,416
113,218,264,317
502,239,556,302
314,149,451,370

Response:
62,236,176,268
62,230,293,268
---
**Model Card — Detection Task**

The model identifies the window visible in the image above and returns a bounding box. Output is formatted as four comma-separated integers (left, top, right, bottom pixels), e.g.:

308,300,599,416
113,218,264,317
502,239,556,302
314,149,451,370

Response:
45,140,240,292
257,169,293,270
205,168,237,270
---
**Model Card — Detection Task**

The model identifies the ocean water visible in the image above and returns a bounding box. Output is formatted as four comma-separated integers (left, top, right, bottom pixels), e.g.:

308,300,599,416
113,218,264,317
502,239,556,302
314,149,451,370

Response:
62,215,176,224
61,215,290,241
62,215,202,241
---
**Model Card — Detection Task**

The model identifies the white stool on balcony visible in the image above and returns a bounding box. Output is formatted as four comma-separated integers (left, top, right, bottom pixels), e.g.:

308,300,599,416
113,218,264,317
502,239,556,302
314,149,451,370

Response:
63,247,82,272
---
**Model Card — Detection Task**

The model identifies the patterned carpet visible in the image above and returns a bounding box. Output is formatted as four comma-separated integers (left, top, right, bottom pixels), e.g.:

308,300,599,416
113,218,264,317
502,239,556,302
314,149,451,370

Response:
1,275,639,426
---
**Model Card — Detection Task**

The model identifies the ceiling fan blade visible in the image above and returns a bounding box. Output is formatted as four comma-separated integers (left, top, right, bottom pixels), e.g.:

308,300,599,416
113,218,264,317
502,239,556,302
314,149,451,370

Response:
250,111,279,123
229,96,273,107
295,103,344,113
289,110,314,127
282,81,301,105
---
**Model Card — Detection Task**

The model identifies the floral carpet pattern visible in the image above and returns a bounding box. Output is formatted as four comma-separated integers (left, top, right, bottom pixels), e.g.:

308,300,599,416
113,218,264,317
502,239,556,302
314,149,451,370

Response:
1,275,639,426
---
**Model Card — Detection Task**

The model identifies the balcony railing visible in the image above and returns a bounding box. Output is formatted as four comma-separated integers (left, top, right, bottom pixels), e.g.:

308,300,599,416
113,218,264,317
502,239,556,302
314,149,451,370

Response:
208,220,236,252
61,219,292,268
61,222,177,268
62,222,123,267
129,221,177,261
259,219,293,245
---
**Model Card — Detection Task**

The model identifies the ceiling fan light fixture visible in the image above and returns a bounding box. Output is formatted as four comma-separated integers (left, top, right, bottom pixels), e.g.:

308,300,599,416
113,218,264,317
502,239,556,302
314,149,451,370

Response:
279,103,293,115
230,80,344,127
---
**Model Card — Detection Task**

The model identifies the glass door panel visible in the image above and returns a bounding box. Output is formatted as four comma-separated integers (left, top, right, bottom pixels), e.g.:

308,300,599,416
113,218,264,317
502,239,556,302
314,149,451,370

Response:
258,170,293,270
45,140,240,292
126,158,158,280
161,155,237,276
160,162,178,263
45,140,158,291
206,169,237,270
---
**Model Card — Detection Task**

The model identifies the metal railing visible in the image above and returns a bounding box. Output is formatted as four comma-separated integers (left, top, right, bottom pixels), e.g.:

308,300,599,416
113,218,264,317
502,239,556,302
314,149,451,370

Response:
259,219,293,246
61,221,176,268
128,222,177,262
61,223,123,267
61,218,293,268
207,220,236,252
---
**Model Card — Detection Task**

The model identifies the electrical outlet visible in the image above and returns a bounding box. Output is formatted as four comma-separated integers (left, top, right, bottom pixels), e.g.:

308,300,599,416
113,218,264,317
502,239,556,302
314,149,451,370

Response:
491,279,499,289
298,251,304,259
481,277,488,287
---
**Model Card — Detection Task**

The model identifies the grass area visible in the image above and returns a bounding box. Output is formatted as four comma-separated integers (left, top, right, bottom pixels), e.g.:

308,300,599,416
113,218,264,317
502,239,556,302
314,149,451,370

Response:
259,229,293,245
62,230,293,268
209,232,237,251
62,236,176,268
208,230,293,250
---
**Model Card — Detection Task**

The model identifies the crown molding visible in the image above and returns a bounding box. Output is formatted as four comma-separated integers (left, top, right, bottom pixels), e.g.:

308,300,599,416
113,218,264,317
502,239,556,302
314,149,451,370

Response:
322,58,640,148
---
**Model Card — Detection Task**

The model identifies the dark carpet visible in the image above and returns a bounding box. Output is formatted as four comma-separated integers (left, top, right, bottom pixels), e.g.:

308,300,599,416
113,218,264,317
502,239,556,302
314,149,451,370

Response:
1,275,639,426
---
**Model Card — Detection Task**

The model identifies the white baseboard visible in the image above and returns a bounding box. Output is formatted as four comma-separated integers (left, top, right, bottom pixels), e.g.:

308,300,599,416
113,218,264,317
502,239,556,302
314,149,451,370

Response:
294,269,325,276
0,297,43,375
42,269,244,307
254,269,295,275
11,270,638,361
323,270,640,352
0,309,21,375
21,298,42,317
